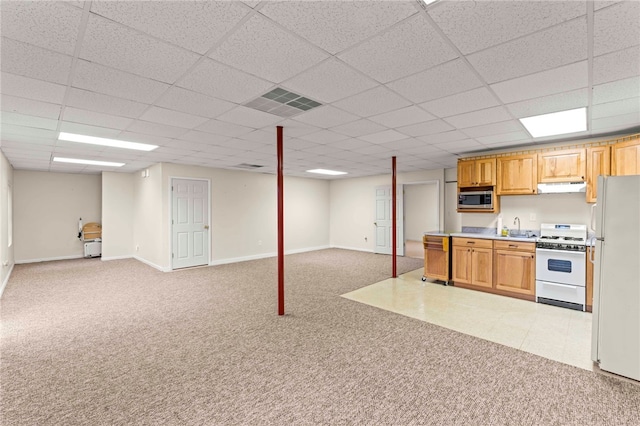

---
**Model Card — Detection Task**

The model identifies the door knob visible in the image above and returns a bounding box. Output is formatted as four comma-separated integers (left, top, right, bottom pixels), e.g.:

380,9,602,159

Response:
374,222,377,226
204,225,209,229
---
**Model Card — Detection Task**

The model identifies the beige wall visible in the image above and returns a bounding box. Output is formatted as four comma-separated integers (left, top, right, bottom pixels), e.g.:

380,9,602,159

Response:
101,172,134,260
13,170,101,262
404,183,439,241
0,151,14,296
132,163,164,269
329,169,445,251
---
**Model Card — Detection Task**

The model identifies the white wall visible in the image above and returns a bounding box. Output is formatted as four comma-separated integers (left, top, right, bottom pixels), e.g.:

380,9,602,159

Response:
132,163,164,269
0,151,14,296
444,168,462,232
461,192,592,233
404,183,439,240
13,171,101,262
101,172,134,260
329,169,445,251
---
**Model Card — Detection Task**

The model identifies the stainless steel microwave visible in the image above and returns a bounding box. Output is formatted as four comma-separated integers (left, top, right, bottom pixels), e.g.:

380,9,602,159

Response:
458,190,494,210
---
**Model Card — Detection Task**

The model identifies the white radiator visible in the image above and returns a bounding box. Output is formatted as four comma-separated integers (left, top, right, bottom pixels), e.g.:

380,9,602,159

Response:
84,241,102,258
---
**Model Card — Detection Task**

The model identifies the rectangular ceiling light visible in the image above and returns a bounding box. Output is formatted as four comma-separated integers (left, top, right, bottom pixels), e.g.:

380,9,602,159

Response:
306,169,347,176
58,132,158,151
519,107,587,138
53,157,125,167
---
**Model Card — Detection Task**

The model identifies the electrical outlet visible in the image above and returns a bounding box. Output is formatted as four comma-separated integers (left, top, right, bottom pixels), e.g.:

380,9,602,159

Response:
529,213,537,221
136,245,139,252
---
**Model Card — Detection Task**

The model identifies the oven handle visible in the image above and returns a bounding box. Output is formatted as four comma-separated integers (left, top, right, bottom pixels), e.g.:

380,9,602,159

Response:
538,281,579,290
535,248,586,255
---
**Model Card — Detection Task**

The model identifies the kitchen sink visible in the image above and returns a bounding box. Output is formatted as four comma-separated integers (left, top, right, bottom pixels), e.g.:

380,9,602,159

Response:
509,231,534,238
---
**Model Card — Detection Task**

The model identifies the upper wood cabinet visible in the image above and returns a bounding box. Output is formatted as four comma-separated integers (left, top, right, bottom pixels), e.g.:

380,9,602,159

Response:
496,154,537,195
586,146,610,203
458,158,496,188
538,148,586,183
612,137,640,176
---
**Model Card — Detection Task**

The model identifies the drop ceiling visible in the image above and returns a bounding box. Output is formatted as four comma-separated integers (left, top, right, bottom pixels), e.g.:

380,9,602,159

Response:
1,0,639,178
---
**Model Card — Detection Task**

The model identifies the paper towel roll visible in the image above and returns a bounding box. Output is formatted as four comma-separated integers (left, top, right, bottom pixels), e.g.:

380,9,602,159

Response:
496,215,503,235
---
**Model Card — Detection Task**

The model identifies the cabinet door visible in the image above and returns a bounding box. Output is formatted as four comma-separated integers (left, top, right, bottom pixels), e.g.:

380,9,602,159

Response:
612,138,640,176
476,158,496,186
497,154,538,195
452,246,472,284
538,148,586,183
471,247,493,288
586,146,610,203
494,250,535,295
458,160,476,187
424,236,449,281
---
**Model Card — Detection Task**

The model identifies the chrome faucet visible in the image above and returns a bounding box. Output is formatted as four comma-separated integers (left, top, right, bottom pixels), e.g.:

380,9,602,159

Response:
514,217,521,235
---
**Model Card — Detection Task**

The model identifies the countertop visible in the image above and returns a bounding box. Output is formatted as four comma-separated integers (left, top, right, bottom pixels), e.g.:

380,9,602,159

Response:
424,230,538,243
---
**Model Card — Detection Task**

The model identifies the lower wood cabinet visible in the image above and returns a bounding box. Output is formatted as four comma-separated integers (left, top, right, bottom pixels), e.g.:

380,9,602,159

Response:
452,238,493,289
423,235,450,282
493,240,536,300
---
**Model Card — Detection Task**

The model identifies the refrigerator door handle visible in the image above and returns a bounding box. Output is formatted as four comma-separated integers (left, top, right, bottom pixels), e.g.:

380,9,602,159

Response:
590,204,597,232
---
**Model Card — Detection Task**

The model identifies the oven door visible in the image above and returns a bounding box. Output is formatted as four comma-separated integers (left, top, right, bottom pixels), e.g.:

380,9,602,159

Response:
535,248,586,287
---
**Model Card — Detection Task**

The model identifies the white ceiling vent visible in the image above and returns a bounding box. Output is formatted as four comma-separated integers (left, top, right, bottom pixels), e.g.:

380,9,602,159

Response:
244,88,322,118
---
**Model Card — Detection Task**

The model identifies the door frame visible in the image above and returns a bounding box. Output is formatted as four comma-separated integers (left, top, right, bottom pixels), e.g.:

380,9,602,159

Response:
169,176,212,270
402,180,440,249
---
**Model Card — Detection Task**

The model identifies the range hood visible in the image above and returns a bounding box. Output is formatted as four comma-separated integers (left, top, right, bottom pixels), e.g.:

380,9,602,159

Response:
537,182,587,194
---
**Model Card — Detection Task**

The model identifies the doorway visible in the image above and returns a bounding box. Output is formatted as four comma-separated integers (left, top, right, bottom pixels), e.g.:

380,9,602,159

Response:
403,181,440,259
171,178,210,269
374,185,404,256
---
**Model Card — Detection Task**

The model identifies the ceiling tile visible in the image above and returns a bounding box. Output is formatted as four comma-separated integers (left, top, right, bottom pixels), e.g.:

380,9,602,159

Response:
505,89,589,118
490,61,588,104
397,119,454,137
467,18,587,84
417,130,468,144
1,123,57,139
1,112,58,130
591,97,640,119
59,121,122,138
282,58,377,103
388,59,483,103
90,1,250,55
339,14,457,83
1,95,61,119
476,131,532,145
117,132,175,148
195,119,254,138
155,87,235,119
330,119,387,138
177,58,272,104
593,1,640,56
592,112,640,130
0,72,67,104
461,120,524,138
436,139,485,154
126,120,189,139
242,130,278,144
328,138,371,151
292,105,359,128
260,1,417,54
216,106,282,128
62,107,133,130
360,129,411,144
369,106,435,128
592,76,640,104
377,138,425,150
72,60,170,104
178,130,230,146
443,106,512,129
593,45,640,85
419,87,500,118
333,86,411,118
0,38,72,85
66,88,148,119
427,1,585,54
209,15,328,83
298,130,348,144
80,14,200,84
139,106,209,129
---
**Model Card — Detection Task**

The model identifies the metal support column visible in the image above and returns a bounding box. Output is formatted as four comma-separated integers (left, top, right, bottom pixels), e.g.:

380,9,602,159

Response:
277,126,285,315
392,156,397,278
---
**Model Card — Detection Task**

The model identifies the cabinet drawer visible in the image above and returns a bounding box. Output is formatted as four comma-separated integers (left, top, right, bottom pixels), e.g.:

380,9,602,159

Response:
452,237,493,249
493,240,535,252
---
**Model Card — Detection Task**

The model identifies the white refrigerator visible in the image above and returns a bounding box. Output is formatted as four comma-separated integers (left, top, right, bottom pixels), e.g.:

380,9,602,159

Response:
591,175,640,381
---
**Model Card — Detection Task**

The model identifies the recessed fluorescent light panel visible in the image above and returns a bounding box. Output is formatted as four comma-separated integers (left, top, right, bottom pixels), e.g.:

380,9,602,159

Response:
306,169,347,176
53,157,125,167
519,107,587,138
417,0,439,9
58,132,158,151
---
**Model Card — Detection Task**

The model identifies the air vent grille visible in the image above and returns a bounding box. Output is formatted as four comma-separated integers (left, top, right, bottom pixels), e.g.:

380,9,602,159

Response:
244,88,322,117
234,163,264,170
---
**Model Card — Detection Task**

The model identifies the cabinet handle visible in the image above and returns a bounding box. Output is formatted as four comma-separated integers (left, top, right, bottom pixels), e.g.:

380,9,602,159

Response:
508,244,517,248
467,241,475,244
531,255,534,258
532,189,535,193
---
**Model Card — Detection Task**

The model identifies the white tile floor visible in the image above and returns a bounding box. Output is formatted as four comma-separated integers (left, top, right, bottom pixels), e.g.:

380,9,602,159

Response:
342,268,594,371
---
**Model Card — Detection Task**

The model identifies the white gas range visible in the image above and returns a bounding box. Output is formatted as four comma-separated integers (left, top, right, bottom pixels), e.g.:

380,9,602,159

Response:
535,223,588,311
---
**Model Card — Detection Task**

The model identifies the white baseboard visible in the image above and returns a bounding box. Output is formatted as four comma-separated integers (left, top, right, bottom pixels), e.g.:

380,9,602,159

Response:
133,256,170,272
101,255,133,261
330,245,374,253
209,245,331,266
0,263,15,299
15,254,84,264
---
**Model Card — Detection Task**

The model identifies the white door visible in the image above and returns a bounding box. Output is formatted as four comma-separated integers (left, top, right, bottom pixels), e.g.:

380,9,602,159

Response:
172,178,209,269
374,185,404,255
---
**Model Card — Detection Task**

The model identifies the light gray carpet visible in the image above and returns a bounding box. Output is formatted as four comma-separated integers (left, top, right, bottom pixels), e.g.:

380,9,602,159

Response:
1,249,638,425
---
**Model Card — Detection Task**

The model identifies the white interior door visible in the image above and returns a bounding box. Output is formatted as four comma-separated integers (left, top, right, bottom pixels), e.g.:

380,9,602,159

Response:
172,178,209,269
374,185,404,255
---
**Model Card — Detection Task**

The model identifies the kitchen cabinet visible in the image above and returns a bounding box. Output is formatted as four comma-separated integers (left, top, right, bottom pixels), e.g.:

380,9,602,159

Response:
423,235,450,282
493,240,536,300
538,148,586,183
458,158,496,188
586,246,594,312
586,146,610,203
496,154,538,195
452,237,493,289
611,137,640,176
